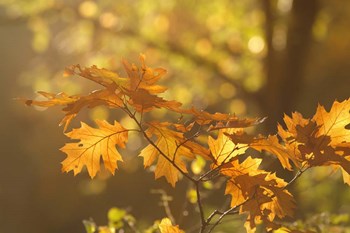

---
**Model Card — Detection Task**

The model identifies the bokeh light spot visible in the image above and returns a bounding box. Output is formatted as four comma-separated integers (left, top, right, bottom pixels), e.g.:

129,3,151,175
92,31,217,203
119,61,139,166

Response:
99,12,118,29
229,99,246,115
206,14,224,32
218,57,239,78
79,1,98,18
277,0,293,13
219,82,236,99
195,38,212,56
154,14,169,32
248,36,265,54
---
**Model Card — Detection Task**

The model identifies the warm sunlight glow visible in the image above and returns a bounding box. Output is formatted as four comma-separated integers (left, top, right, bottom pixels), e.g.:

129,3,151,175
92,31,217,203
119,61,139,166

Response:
219,82,236,99
277,0,293,13
99,12,118,28
229,99,246,115
195,38,212,56
154,14,169,32
248,36,265,54
79,1,98,18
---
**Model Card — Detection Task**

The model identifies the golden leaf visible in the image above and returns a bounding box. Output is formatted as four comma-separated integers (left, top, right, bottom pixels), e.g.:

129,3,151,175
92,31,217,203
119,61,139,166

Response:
139,122,195,187
61,120,128,178
208,129,248,166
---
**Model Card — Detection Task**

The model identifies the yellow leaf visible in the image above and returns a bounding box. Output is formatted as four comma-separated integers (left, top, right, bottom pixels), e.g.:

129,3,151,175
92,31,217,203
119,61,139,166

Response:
313,99,350,145
139,122,195,187
61,120,128,178
208,129,248,166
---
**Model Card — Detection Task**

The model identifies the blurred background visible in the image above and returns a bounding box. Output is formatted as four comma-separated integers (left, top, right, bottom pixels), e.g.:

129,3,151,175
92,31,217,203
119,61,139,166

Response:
1,0,350,232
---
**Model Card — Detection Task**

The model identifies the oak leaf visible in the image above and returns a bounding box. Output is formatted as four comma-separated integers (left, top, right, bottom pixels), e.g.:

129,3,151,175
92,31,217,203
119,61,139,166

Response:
221,158,295,232
127,89,182,113
208,129,248,166
65,64,129,88
139,122,196,187
122,54,168,94
182,107,265,130
60,120,128,178
22,84,123,131
313,98,350,145
277,99,350,183
225,130,294,170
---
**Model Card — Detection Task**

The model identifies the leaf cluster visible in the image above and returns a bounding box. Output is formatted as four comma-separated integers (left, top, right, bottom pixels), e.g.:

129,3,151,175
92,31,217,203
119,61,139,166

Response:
21,55,350,233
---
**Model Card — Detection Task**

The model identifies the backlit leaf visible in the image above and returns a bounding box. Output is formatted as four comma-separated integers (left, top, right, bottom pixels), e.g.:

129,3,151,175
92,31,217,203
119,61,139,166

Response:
61,120,129,178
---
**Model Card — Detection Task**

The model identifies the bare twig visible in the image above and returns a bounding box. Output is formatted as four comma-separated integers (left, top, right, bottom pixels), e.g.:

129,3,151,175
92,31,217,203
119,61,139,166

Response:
151,189,175,223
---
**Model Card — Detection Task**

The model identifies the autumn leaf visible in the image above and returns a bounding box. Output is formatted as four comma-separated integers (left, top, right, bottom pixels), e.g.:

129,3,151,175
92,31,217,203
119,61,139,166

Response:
127,89,182,113
158,218,184,233
220,156,263,206
122,54,168,94
221,158,295,232
313,99,350,145
23,55,179,130
182,107,265,130
139,122,196,187
22,84,124,131
208,129,248,166
66,64,129,88
60,120,129,178
277,99,350,183
249,135,295,170
224,130,294,170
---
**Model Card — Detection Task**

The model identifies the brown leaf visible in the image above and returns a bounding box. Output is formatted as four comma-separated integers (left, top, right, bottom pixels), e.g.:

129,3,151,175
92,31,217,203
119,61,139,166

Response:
221,157,295,233
182,107,265,129
127,89,182,113
277,99,350,184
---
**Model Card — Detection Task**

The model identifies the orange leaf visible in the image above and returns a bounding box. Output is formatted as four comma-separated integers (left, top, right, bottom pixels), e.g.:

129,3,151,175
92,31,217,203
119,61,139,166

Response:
208,129,248,166
139,122,195,187
182,107,265,129
60,120,128,178
250,135,294,170
22,84,124,131
219,155,295,232
225,131,294,170
313,99,350,146
277,99,350,183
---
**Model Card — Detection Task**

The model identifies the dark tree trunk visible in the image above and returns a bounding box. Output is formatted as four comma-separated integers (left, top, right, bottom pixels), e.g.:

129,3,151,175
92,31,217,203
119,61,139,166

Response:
261,0,319,132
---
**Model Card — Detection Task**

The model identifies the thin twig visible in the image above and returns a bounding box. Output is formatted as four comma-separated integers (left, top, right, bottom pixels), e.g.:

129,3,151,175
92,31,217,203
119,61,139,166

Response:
151,189,175,223
196,183,206,233
124,103,196,183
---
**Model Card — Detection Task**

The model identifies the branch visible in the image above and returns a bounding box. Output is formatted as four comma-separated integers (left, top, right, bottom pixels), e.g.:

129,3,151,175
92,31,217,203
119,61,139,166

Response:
205,167,308,232
196,183,206,233
124,103,196,183
197,149,244,182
